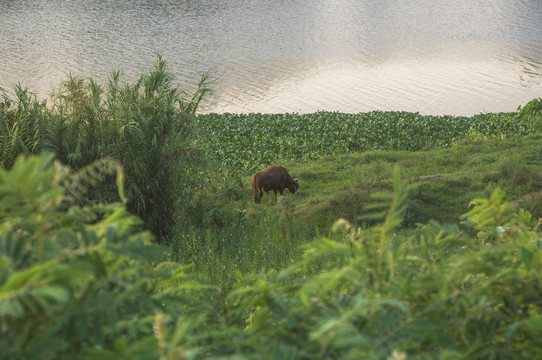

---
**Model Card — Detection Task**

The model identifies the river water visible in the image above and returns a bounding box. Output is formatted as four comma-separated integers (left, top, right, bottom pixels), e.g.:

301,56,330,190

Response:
1,0,542,115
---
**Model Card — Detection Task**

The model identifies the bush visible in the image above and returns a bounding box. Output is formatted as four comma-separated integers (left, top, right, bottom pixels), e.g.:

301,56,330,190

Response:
0,85,49,169
0,154,190,359
2,158,541,358
161,169,542,359
518,97,542,132
0,56,210,242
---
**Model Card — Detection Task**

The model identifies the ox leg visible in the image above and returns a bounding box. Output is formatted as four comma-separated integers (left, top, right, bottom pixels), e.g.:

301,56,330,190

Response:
256,188,264,203
253,185,263,203
253,190,259,204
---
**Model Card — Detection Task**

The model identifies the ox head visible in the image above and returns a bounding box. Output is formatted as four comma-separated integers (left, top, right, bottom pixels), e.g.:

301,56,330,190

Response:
288,178,299,194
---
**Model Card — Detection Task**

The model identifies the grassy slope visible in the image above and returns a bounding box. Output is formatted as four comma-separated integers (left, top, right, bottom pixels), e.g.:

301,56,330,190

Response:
242,133,542,233
173,133,542,290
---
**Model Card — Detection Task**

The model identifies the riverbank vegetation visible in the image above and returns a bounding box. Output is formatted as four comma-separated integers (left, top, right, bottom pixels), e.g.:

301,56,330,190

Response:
195,110,533,172
1,59,542,359
0,56,210,242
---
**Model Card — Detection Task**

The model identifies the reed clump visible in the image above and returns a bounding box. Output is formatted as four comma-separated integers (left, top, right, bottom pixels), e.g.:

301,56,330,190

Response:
0,56,210,242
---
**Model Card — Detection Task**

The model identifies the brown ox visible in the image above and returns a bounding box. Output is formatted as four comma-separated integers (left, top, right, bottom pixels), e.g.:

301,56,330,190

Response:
252,166,299,204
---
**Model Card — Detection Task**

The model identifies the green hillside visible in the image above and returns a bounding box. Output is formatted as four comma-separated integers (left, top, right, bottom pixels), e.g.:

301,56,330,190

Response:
275,133,542,230
2,60,542,358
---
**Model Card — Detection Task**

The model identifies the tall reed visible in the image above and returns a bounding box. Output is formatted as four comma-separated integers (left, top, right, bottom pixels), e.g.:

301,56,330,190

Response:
0,56,210,242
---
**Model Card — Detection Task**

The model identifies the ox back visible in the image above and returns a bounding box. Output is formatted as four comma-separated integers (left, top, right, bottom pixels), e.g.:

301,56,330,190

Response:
252,166,299,204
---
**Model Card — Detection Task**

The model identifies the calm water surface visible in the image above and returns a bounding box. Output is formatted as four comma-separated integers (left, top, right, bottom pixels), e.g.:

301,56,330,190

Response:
1,0,542,115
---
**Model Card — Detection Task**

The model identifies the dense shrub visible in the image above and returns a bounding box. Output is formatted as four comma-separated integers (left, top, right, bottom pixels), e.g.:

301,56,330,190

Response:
4,157,541,359
0,154,190,359
0,57,210,242
166,170,542,359
518,97,542,132
0,85,49,169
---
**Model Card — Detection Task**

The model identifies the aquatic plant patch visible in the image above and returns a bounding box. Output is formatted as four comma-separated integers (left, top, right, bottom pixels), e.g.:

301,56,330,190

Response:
195,111,532,172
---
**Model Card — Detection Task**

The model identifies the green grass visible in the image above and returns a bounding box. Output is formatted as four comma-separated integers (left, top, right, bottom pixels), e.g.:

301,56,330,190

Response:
2,59,542,358
170,133,542,291
249,133,542,227
4,152,542,358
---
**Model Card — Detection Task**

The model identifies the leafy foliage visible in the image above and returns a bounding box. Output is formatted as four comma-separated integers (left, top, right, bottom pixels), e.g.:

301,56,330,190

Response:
195,111,534,173
2,62,542,358
2,155,541,358
518,97,542,132
0,85,49,169
160,168,542,359
0,56,210,242
0,154,189,359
